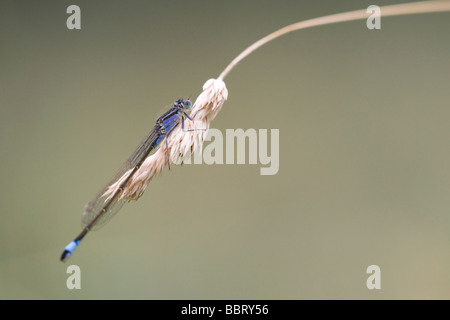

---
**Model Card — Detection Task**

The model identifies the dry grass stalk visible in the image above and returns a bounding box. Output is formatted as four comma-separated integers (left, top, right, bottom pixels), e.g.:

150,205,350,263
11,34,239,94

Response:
104,0,450,202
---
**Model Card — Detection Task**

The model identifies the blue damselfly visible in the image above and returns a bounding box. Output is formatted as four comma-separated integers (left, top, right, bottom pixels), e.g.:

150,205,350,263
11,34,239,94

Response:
60,99,195,262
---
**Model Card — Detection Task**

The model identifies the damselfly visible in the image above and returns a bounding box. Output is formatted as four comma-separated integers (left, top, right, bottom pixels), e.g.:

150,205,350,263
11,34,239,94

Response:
60,99,195,262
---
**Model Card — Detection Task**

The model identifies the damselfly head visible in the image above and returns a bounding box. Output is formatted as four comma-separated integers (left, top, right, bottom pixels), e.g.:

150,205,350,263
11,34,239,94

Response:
175,99,192,109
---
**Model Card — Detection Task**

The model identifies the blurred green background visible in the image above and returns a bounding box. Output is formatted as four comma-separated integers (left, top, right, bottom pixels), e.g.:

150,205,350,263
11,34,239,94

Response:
1,0,450,299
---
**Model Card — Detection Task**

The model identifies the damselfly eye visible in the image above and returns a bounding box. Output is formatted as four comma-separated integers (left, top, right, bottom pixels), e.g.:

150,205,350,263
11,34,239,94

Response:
183,100,192,109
